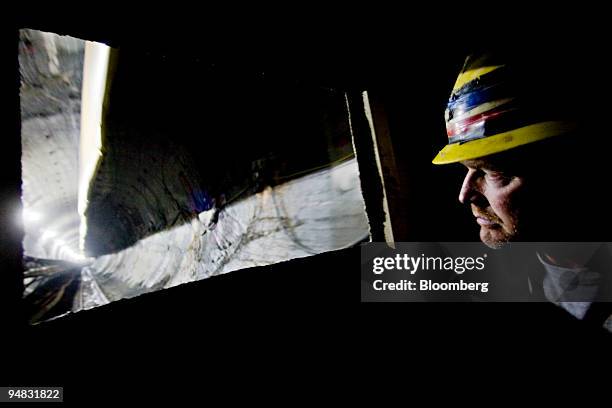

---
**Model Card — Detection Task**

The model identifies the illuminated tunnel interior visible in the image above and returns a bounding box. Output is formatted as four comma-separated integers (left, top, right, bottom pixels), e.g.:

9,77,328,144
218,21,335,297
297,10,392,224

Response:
20,29,370,323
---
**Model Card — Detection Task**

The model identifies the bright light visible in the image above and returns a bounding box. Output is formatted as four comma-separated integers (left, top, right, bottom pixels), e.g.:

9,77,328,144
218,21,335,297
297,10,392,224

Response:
22,208,42,224
79,40,111,253
41,230,58,241
60,245,90,263
65,249,80,259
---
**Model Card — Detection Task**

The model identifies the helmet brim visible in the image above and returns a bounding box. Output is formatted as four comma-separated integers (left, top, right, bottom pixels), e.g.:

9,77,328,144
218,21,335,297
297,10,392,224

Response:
432,121,575,165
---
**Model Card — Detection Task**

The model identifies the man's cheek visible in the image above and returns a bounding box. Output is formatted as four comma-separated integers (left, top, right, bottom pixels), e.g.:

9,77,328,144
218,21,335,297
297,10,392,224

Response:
497,191,519,217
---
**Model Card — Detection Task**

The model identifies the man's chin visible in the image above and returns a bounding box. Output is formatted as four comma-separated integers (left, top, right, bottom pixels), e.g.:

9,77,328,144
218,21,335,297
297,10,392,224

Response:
480,228,511,249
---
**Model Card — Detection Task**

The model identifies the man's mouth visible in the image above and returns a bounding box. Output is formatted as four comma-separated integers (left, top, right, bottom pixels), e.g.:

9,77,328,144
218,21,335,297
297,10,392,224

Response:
472,210,500,227
475,216,497,227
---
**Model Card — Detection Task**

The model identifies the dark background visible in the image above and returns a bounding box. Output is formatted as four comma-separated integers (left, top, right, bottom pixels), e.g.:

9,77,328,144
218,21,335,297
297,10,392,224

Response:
2,8,611,400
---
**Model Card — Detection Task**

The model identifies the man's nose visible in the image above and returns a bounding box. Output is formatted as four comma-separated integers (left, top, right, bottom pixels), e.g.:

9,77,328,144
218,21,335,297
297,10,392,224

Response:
459,169,479,204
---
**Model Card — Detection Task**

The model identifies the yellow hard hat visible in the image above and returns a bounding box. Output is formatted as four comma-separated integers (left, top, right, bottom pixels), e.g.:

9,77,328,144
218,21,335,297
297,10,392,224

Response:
432,54,576,165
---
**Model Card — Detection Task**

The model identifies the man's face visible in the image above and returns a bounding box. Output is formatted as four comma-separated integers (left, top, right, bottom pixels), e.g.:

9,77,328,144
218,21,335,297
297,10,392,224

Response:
458,155,527,248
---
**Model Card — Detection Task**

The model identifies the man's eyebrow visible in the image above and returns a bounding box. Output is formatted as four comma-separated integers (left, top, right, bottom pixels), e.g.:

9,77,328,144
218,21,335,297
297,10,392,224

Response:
461,160,487,169
461,160,506,172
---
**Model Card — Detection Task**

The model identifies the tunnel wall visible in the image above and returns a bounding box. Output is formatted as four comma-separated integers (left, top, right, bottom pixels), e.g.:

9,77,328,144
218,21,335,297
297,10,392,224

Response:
19,29,84,261
20,31,370,321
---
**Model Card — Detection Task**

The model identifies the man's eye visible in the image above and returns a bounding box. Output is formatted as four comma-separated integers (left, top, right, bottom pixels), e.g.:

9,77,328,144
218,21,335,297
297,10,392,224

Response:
485,172,511,182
